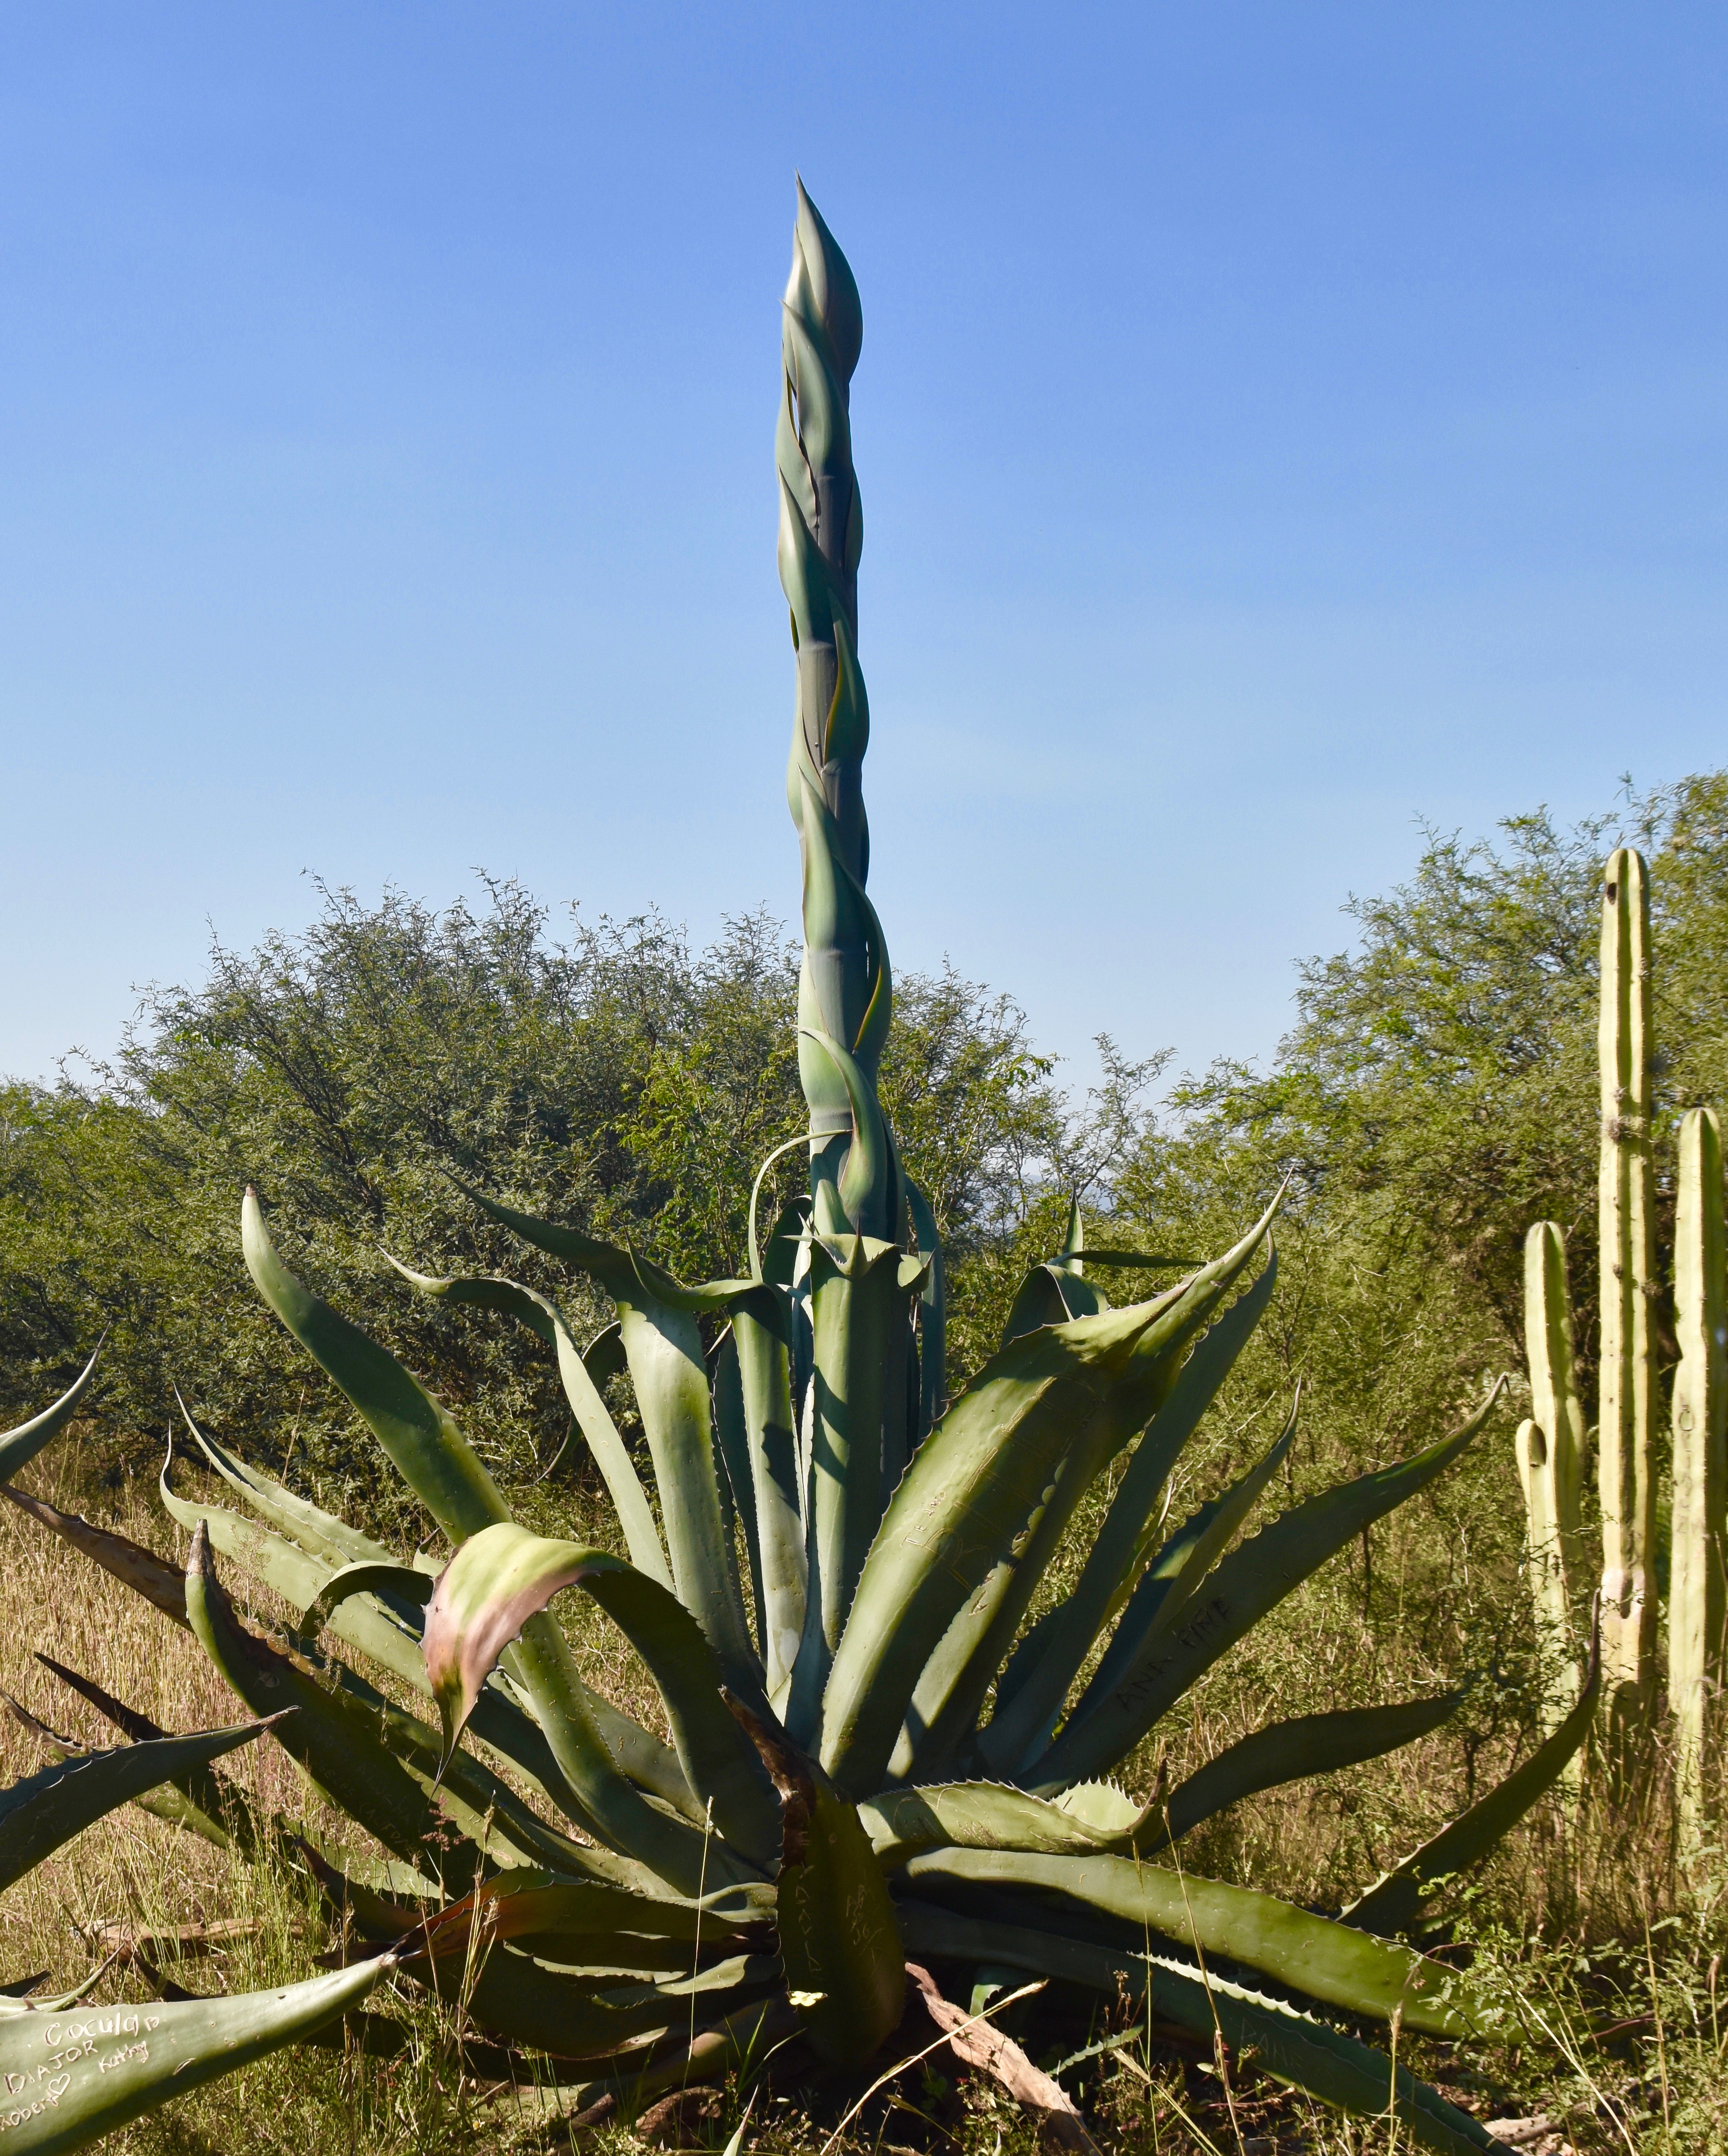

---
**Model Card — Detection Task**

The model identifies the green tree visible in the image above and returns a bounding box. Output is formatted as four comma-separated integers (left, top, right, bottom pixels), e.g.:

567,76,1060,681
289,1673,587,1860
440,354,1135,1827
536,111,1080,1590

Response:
0,878,1091,1516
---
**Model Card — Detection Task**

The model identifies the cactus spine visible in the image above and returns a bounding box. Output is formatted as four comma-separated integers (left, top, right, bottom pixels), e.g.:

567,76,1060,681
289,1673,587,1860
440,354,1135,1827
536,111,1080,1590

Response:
1596,848,1657,1733
1669,1104,1726,1835
1517,1222,1587,1732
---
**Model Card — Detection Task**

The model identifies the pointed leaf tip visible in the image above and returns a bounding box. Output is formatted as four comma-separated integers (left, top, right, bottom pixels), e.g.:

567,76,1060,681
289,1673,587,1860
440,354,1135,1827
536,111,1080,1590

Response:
422,1523,596,1777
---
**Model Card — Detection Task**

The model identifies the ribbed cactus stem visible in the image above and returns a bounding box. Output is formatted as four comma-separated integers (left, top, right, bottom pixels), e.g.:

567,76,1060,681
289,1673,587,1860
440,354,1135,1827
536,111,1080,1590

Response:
1518,1222,1586,1737
1669,1104,1726,1840
1596,848,1657,1733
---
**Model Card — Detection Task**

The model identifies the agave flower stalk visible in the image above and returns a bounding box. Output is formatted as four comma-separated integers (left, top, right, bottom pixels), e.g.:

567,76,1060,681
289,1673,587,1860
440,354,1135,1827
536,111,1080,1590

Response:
1668,1104,1725,1839
0,187,1602,2156
775,178,929,1732
1596,847,1658,1735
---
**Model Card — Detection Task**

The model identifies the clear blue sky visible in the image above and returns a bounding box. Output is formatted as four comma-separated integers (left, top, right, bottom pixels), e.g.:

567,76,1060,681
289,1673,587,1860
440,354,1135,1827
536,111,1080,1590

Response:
3,6,1723,1094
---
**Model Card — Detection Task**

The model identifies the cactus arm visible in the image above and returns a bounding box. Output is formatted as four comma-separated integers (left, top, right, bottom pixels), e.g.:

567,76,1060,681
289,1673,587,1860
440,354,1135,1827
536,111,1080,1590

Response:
1669,1104,1726,1836
1522,1223,1587,1610
1596,849,1658,1727
1516,1224,1584,1745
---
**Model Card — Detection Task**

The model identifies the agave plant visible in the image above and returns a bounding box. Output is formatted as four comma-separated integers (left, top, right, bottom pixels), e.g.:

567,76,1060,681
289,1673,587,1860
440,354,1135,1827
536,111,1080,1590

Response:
4,186,1594,2154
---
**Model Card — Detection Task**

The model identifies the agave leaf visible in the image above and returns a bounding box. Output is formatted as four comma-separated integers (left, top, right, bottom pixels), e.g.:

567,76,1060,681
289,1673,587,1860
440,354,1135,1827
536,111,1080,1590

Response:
382,1259,671,1588
828,1199,1279,1797
416,1934,755,2059
798,1024,889,1235
731,1704,904,2067
1007,1393,1300,1782
2,1690,239,1855
0,1487,188,1625
897,1847,1483,2036
1051,1780,1145,1833
732,1297,807,1701
617,1291,757,1694
423,1523,779,1868
165,1445,608,1827
221,1573,673,1889
298,1560,434,1641
556,1682,701,1826
163,1441,688,1831
1035,1379,1507,1792
0,1346,101,1487
0,1715,277,1893
173,1393,398,1570
1142,1695,1461,1854
987,1252,1278,1759
409,1873,768,1961
1000,1263,1106,1348
982,1336,1275,1777
786,1234,923,1743
448,1175,782,1327
241,1197,702,1881
4,1689,240,1853
184,1520,495,1885
1342,1619,1602,1941
904,1176,946,1445
8,1690,242,1845
858,1780,1149,1868
243,1190,508,1544
584,1317,628,1386
465,1183,759,1690
891,1906,1495,2154
0,1952,394,2153
710,1328,766,1648
1103,1390,1300,1675
34,1657,278,1861
160,1445,431,1689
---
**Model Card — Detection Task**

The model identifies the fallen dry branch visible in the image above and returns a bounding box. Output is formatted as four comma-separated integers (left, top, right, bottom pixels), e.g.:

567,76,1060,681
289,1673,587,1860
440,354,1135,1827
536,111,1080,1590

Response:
906,1960,1102,2155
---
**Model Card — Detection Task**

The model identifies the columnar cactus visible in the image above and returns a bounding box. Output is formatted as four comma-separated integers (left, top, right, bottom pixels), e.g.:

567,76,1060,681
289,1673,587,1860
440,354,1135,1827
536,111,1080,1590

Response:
1596,848,1658,1736
1668,1104,1726,1835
